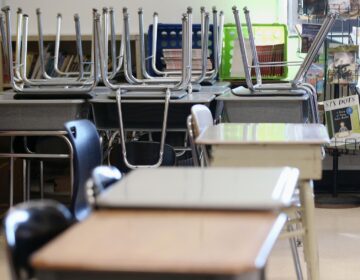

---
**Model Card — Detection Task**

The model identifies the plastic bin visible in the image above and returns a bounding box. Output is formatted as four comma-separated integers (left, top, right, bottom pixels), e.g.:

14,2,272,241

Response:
220,23,288,81
147,24,215,76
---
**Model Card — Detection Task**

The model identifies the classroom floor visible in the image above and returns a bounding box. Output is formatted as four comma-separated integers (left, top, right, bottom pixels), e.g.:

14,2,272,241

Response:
0,207,359,280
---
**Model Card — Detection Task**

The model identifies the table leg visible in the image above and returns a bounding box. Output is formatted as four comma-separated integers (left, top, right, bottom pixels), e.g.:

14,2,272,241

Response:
9,157,14,206
9,136,14,206
299,180,319,280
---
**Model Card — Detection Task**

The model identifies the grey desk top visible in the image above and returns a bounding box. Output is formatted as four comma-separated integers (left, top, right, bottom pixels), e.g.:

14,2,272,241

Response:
90,91,216,104
97,167,299,210
216,90,310,101
0,91,87,104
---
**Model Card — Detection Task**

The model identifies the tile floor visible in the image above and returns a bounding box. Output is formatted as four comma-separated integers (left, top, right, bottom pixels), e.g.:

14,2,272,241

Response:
0,207,360,280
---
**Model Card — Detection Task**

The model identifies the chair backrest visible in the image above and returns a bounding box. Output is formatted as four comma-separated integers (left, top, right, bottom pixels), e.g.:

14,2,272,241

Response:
86,165,122,207
186,115,200,166
3,200,73,280
64,119,102,221
191,105,214,137
109,141,177,173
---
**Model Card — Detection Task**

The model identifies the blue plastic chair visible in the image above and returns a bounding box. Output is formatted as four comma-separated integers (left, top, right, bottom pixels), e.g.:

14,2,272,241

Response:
64,119,102,221
3,200,73,280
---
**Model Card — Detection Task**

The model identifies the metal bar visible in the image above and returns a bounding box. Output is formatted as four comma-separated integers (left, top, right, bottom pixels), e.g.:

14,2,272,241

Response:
74,13,84,80
0,154,70,159
244,7,262,86
232,6,254,90
109,8,117,78
14,8,23,81
138,7,151,79
40,160,44,199
36,8,51,79
0,14,8,71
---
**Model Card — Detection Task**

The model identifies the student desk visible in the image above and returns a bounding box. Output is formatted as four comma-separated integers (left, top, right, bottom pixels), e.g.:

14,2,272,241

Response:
31,210,286,280
90,91,217,131
95,167,299,211
0,92,88,205
196,123,330,280
31,167,299,280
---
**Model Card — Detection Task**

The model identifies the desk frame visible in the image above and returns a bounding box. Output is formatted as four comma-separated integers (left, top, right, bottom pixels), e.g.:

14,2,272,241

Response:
0,131,73,206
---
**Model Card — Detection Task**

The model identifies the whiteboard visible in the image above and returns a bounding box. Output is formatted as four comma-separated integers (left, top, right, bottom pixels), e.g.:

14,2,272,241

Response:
2,0,287,35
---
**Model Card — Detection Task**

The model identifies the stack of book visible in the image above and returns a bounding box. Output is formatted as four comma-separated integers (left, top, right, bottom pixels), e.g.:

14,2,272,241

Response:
162,48,213,71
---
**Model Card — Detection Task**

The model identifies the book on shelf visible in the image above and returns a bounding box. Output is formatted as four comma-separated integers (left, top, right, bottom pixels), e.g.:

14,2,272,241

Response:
301,23,321,53
305,63,325,95
327,45,359,84
162,48,213,71
328,0,360,19
301,0,327,17
324,95,360,147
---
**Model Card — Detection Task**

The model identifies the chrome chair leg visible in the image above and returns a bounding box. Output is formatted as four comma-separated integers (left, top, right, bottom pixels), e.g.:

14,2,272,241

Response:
40,160,44,199
22,159,27,201
26,160,31,200
288,224,304,280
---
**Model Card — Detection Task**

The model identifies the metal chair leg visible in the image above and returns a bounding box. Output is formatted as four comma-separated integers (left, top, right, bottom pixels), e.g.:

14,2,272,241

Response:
22,159,27,201
288,224,304,280
26,160,31,200
40,160,44,199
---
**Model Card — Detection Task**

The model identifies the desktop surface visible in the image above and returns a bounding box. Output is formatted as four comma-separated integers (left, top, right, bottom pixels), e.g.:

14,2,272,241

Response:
97,167,299,210
31,210,286,276
196,123,330,145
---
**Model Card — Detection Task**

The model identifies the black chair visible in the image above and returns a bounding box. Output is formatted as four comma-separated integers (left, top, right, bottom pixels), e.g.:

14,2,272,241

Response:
86,165,122,207
64,119,102,221
109,141,177,173
3,200,73,280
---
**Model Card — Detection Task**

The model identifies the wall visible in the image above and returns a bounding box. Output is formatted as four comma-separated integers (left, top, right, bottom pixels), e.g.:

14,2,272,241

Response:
3,0,287,35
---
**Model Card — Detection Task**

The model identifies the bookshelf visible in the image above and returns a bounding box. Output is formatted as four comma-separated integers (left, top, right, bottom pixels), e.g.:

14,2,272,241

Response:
0,34,141,91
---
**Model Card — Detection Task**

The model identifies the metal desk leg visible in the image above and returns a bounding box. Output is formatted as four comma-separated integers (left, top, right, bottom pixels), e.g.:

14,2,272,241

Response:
299,180,319,280
23,159,27,201
332,150,339,197
9,157,14,206
9,136,14,206
40,160,44,199
26,160,31,200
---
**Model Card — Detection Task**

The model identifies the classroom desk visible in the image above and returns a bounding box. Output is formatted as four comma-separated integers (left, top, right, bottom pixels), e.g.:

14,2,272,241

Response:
216,91,311,123
0,92,87,206
90,91,217,130
196,123,330,280
31,210,286,280
96,167,299,211
31,167,297,280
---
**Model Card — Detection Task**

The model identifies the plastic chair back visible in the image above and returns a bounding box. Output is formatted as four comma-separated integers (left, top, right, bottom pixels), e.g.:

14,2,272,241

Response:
191,104,214,137
64,119,102,221
3,200,73,280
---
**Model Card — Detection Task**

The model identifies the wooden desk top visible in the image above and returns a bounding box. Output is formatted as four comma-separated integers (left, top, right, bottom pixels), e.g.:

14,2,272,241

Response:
31,210,286,275
97,167,299,210
196,123,330,145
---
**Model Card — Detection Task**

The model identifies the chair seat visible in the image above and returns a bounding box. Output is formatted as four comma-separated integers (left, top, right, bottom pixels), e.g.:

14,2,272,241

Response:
109,141,177,173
